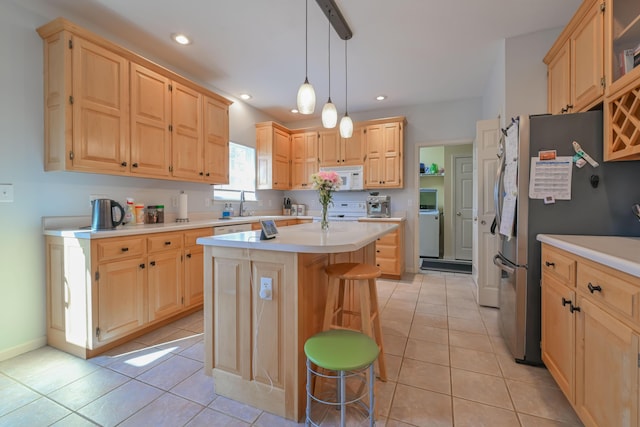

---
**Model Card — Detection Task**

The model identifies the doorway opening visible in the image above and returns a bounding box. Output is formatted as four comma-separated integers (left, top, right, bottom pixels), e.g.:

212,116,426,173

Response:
415,141,474,274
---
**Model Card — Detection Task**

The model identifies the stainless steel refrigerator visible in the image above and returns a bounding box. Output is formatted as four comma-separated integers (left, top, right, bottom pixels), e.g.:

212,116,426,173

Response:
493,110,640,365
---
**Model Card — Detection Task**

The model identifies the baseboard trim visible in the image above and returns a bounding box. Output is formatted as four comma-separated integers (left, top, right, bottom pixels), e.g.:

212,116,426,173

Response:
0,336,47,362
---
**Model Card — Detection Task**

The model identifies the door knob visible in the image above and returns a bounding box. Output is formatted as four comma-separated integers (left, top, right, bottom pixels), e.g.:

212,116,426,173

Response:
456,212,462,216
481,220,486,225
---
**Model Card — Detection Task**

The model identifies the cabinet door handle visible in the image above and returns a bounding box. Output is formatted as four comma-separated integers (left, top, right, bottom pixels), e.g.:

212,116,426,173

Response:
121,247,129,252
376,250,380,253
164,241,171,246
570,303,581,313
199,172,204,176
139,263,145,269
121,161,127,167
150,261,156,267
545,261,555,267
132,163,138,168
587,282,602,293
205,172,210,177
561,297,571,307
186,253,192,259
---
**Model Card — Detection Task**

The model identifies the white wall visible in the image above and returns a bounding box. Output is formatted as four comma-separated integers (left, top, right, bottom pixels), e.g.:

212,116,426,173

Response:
505,28,563,120
482,40,506,123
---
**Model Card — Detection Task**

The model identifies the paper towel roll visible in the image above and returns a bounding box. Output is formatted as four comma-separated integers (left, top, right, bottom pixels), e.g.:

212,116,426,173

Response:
178,192,188,220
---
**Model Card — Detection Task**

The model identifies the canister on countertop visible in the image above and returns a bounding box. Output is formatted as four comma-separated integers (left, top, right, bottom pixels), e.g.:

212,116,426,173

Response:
135,204,145,224
156,205,164,223
146,206,158,224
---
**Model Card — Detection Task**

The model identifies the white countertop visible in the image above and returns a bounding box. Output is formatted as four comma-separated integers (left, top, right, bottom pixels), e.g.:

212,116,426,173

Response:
197,221,398,254
537,234,640,278
42,214,404,239
42,215,309,239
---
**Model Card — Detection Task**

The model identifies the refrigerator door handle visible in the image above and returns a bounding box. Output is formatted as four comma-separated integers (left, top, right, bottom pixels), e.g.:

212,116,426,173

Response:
493,143,506,234
493,254,515,275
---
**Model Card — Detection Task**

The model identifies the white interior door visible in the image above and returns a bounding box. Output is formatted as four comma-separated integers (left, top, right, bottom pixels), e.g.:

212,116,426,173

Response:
454,156,473,261
473,118,500,307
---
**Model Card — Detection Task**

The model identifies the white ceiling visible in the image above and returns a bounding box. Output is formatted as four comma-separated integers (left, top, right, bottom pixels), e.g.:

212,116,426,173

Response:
18,0,582,123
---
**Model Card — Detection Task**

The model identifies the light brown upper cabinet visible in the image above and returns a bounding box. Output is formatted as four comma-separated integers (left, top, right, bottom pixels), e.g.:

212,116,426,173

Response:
318,127,364,167
41,31,130,173
37,18,232,182
256,122,291,190
291,130,318,190
203,96,230,184
130,63,171,177
545,0,605,115
363,118,405,189
604,0,640,160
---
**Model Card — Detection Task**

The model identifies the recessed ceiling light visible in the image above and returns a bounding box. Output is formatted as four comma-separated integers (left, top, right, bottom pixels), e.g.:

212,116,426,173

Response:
239,93,252,100
376,95,387,101
171,33,192,45
291,108,299,114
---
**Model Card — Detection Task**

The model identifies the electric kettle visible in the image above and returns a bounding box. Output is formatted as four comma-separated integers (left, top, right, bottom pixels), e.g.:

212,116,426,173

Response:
91,199,125,230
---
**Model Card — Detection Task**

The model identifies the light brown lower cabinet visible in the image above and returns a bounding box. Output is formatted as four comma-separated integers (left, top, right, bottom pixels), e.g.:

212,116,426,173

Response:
541,244,639,427
45,227,212,358
358,219,405,279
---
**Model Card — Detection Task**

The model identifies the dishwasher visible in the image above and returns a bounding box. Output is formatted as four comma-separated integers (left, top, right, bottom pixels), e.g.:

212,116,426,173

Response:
213,223,252,235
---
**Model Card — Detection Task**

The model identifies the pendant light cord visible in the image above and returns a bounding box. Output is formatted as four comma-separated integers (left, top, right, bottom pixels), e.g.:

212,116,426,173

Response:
344,39,348,114
327,17,331,99
305,0,308,78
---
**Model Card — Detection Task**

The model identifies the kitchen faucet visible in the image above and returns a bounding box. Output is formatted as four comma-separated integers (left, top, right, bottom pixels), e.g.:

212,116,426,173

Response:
239,190,246,217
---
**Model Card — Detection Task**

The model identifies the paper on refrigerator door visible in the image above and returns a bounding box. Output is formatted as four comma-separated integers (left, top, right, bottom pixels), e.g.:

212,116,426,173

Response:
499,120,519,239
528,156,573,200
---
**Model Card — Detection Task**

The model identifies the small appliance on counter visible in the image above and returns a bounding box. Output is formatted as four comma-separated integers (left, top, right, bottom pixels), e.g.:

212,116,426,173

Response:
91,198,125,230
366,194,390,218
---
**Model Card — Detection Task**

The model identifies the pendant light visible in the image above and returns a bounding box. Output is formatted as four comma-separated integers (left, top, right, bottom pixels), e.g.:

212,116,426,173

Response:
322,17,337,128
339,39,353,138
297,0,316,114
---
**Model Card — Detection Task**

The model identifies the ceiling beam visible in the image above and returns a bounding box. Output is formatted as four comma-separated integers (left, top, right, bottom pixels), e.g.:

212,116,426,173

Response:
315,0,353,40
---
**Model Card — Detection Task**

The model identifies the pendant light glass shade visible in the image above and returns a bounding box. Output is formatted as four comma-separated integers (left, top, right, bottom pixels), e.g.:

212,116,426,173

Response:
340,113,353,138
297,78,316,114
340,38,352,138
297,0,315,114
322,98,338,128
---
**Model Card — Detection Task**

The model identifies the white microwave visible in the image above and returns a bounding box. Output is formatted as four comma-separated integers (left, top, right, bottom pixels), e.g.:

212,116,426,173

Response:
319,165,364,191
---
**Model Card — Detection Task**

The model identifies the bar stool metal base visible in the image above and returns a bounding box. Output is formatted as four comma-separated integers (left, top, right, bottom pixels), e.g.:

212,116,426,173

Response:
305,359,375,427
304,330,379,427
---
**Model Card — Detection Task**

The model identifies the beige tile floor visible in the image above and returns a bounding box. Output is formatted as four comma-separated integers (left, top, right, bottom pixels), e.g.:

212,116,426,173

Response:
0,272,584,426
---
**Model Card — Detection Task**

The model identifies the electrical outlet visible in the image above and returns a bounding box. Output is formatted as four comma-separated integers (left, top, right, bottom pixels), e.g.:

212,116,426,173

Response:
171,196,178,208
259,277,272,300
0,184,14,203
205,198,211,207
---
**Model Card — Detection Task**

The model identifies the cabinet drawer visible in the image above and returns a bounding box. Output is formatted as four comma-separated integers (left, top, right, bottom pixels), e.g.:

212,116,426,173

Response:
376,258,398,274
147,232,183,253
377,230,398,247
96,236,145,262
184,228,213,247
376,245,396,259
541,246,576,285
577,261,640,322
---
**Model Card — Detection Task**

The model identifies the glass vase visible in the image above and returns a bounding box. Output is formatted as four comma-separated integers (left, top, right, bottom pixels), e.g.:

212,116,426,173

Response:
320,203,329,231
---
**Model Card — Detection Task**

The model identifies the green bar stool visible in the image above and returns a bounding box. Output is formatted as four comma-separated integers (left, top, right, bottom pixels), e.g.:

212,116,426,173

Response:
304,329,379,427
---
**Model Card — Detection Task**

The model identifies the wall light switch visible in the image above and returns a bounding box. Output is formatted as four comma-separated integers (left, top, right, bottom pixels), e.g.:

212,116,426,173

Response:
0,184,14,203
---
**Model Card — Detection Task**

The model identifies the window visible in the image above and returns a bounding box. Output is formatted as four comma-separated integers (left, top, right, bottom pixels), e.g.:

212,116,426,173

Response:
213,142,256,201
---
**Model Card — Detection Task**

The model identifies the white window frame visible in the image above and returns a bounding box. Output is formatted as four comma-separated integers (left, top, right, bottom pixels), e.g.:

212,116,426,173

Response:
213,142,256,201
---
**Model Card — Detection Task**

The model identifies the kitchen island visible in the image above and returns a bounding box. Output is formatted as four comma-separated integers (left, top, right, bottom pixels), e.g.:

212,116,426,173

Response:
197,221,398,421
